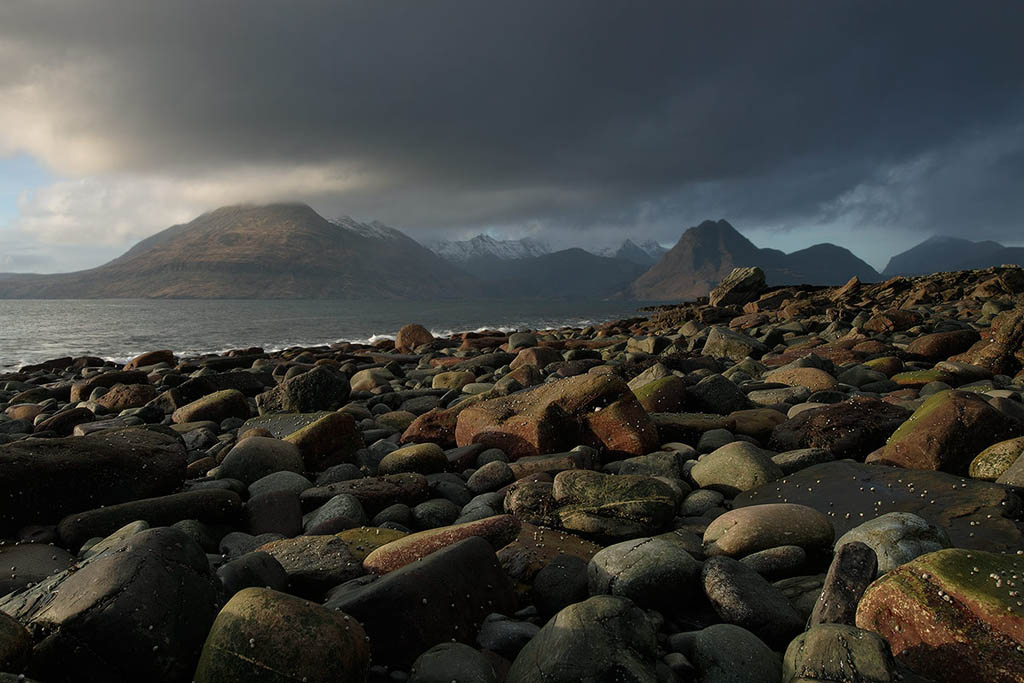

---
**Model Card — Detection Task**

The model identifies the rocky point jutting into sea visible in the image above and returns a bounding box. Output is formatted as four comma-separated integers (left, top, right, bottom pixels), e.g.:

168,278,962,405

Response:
1,264,1024,682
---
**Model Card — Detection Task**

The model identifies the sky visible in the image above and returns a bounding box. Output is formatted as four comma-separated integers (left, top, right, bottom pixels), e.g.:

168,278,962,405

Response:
0,1,1022,273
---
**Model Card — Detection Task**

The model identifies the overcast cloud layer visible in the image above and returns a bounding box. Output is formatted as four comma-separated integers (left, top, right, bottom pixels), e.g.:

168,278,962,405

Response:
0,0,1022,272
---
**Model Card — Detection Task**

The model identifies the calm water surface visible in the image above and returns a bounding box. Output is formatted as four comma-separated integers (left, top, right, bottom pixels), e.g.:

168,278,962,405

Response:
0,299,649,368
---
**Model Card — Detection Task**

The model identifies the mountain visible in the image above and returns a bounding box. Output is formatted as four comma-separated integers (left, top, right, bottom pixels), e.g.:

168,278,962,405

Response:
459,248,648,298
629,219,879,300
429,234,550,263
0,203,477,299
593,239,668,266
882,236,1024,277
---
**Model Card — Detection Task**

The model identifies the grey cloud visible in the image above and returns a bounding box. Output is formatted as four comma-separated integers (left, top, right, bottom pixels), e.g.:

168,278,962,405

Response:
0,0,1022,247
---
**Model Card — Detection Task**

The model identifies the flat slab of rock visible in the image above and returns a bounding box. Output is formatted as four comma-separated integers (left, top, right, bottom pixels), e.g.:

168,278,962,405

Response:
734,460,1024,552
0,427,187,533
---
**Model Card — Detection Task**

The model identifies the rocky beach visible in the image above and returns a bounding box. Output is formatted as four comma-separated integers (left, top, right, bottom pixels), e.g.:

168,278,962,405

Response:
0,264,1023,682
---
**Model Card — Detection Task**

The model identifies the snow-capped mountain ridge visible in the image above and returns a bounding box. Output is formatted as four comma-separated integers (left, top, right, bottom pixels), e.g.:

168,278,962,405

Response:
429,234,551,263
330,216,411,242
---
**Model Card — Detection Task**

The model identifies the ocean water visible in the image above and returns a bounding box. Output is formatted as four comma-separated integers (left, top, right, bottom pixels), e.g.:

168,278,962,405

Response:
0,299,649,369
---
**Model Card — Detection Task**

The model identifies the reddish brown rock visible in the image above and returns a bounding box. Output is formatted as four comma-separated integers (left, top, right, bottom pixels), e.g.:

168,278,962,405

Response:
906,330,981,362
856,549,1024,683
395,323,434,353
34,407,95,436
872,390,1020,474
765,366,838,393
863,309,923,333
70,370,149,402
455,374,658,459
496,522,601,587
509,346,563,370
95,383,159,412
950,307,1024,376
362,514,521,573
124,350,176,370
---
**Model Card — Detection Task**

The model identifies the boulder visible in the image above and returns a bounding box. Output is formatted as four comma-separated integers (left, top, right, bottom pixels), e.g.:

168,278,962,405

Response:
834,512,951,576
454,373,658,459
283,411,364,471
702,326,768,362
676,624,781,683
709,267,767,307
172,389,250,424
377,442,447,475
872,390,1020,474
505,595,658,683
856,548,1024,682
783,624,897,683
969,436,1024,481
587,536,701,608
906,330,980,362
702,556,804,648
770,397,912,460
0,427,187,533
690,442,783,496
255,365,351,414
325,536,516,668
124,350,175,370
362,514,521,573
550,469,679,539
217,436,304,484
808,541,878,626
194,587,369,682
95,383,159,412
703,503,834,557
0,527,221,683
69,370,148,402
396,323,434,353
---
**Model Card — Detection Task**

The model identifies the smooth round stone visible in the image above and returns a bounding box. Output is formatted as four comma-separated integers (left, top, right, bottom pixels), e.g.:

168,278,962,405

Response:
476,448,508,466
682,489,725,517
247,470,313,498
462,382,495,395
377,442,447,475
217,436,304,485
672,624,781,683
303,493,368,534
771,448,836,475
588,536,700,608
216,551,289,596
476,613,540,660
787,402,827,418
372,503,414,528
0,542,76,594
701,556,804,648
194,587,369,682
703,503,834,557
834,512,951,576
532,554,590,620
783,624,896,683
409,642,498,683
411,498,461,530
690,442,783,497
467,460,515,494
738,545,807,578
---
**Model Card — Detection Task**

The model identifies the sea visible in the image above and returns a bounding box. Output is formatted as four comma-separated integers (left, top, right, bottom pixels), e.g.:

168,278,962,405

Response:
0,299,652,369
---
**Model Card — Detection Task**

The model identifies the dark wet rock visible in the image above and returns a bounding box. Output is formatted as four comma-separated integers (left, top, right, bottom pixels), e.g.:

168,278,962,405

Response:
783,624,897,683
531,553,590,620
172,388,250,424
835,512,950,576
0,543,75,595
216,436,304,484
244,489,302,537
194,587,369,683
505,595,658,683
57,488,242,549
550,469,680,539
587,536,701,609
769,397,912,460
215,551,289,596
702,556,804,648
409,642,498,683
325,536,516,668
0,527,222,683
808,541,877,627
257,535,363,598
672,624,781,683
0,427,187,533
69,370,148,402
735,460,1024,552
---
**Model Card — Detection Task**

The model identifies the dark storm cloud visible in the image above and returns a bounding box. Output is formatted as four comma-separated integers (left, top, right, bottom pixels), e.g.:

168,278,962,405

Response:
1,0,1022,242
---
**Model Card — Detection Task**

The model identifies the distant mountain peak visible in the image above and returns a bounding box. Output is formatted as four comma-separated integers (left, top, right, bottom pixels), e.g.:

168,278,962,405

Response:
330,216,410,242
429,234,551,263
